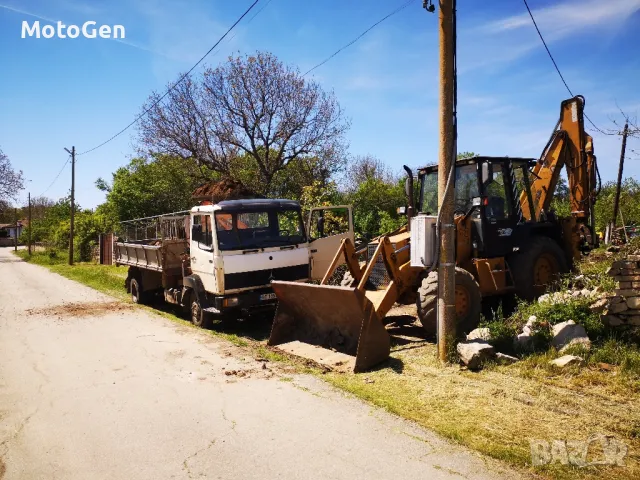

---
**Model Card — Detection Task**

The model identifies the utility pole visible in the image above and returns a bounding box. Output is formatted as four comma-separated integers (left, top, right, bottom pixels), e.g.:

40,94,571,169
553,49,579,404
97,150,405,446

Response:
64,146,76,265
437,0,456,361
612,122,628,229
28,192,32,255
14,207,18,251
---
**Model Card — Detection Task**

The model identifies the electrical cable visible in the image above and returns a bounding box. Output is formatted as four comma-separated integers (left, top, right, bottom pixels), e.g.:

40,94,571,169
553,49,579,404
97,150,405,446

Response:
76,0,260,157
302,0,417,77
522,0,609,136
39,156,70,197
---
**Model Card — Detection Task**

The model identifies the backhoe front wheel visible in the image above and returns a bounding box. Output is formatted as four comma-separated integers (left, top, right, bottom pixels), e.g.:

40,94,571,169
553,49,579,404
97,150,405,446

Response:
509,236,568,301
416,267,482,338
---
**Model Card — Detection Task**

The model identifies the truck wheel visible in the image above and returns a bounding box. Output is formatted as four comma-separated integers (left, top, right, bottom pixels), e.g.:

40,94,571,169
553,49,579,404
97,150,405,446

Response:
509,236,568,301
190,292,212,329
130,278,147,305
416,267,482,338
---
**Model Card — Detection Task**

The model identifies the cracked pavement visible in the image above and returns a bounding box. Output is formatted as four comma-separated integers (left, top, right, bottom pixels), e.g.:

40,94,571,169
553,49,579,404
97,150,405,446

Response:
0,247,520,479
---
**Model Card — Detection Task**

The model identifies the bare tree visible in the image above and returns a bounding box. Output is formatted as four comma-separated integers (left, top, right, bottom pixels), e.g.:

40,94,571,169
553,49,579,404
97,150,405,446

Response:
343,155,397,193
138,52,350,194
0,148,24,201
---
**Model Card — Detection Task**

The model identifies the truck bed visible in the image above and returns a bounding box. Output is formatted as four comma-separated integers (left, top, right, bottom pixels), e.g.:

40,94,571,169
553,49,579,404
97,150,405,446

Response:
114,239,188,273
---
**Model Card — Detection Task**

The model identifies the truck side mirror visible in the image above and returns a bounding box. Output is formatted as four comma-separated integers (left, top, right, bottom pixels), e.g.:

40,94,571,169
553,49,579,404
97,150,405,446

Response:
481,162,493,184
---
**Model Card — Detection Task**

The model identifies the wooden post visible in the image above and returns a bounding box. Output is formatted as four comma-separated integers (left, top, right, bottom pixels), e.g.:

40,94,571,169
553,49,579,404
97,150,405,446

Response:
437,0,457,361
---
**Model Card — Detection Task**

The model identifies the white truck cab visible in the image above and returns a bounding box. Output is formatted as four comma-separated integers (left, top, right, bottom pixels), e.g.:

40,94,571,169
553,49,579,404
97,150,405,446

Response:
188,199,353,317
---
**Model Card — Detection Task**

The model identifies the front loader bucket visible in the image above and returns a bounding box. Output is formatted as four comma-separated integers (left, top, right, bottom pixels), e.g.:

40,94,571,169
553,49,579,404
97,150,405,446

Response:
268,281,390,373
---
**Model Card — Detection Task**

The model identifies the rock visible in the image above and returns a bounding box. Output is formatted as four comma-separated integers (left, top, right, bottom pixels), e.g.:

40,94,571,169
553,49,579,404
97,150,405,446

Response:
616,289,640,297
571,290,581,298
610,296,624,304
466,328,492,342
522,316,537,335
607,267,621,277
626,297,640,309
538,294,550,304
550,355,585,368
514,332,533,349
610,302,629,314
495,352,519,365
551,320,591,352
589,298,608,314
625,316,640,326
580,288,591,297
457,341,495,370
602,315,624,327
607,245,621,253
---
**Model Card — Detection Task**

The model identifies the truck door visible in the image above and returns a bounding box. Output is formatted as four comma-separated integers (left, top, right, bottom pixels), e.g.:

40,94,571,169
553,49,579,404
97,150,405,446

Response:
190,213,217,292
307,206,354,280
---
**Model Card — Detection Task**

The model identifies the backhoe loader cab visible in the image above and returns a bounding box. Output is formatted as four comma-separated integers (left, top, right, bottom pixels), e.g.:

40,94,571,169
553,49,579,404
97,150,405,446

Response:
418,156,547,260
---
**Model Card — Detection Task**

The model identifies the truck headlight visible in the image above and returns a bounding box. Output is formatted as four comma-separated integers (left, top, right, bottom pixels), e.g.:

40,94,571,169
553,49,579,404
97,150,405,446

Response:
223,297,239,307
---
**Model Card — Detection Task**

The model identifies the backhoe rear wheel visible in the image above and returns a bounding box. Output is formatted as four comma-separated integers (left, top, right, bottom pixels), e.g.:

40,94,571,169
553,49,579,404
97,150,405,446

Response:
416,267,482,338
509,236,568,301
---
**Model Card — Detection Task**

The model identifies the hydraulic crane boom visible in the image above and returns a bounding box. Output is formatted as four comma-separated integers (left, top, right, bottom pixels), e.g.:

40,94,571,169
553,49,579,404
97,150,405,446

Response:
521,96,599,254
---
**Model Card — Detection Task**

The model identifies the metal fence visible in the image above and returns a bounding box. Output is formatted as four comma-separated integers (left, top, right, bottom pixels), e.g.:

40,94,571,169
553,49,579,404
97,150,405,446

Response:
117,211,190,243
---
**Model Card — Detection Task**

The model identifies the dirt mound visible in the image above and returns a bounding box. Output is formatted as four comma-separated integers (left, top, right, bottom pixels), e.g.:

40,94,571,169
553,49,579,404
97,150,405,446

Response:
26,301,132,318
192,178,260,203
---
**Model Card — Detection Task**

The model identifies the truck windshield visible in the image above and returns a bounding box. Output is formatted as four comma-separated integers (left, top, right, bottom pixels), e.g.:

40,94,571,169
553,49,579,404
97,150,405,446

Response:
214,208,307,251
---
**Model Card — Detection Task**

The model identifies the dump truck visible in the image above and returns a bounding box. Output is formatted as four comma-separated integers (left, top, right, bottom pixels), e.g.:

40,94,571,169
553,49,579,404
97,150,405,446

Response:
268,96,600,372
115,199,353,326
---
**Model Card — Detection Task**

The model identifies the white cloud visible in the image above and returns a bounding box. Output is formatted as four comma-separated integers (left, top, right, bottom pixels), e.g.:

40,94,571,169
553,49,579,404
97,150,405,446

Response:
486,0,640,40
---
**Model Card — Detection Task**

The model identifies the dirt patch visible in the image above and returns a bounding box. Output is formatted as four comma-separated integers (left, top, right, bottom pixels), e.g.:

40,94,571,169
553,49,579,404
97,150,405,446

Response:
0,457,5,480
25,301,132,318
192,178,260,203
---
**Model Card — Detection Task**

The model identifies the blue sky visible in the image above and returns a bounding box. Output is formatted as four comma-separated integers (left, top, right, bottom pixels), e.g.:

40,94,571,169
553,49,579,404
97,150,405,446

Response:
1,0,639,209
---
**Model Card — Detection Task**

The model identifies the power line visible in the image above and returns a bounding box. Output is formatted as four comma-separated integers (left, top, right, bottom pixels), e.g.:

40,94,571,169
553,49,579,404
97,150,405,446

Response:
522,0,609,136
303,0,417,77
76,0,261,157
40,156,70,197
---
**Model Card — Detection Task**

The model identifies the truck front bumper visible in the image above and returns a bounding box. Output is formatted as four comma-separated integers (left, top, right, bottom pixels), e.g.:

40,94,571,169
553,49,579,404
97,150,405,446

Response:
213,287,278,315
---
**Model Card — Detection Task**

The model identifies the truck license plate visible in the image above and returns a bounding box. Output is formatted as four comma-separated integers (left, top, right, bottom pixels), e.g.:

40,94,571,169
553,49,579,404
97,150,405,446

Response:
260,293,277,301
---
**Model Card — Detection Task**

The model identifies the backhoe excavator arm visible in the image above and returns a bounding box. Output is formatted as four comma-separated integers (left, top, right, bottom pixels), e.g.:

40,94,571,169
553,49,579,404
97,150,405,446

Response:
520,96,599,253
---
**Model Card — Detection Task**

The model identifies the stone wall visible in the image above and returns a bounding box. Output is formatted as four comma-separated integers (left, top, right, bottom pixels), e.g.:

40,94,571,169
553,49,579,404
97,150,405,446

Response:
602,255,640,327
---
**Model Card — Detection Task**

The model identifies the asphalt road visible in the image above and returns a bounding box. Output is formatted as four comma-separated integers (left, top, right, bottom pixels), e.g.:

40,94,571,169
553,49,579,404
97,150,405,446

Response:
0,247,518,480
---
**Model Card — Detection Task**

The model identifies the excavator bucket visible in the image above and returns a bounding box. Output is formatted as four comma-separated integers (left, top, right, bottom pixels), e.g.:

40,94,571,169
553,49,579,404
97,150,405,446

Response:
268,281,391,373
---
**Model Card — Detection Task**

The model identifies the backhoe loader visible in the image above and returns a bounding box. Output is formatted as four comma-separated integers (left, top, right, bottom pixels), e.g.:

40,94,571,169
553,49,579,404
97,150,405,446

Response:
268,96,600,372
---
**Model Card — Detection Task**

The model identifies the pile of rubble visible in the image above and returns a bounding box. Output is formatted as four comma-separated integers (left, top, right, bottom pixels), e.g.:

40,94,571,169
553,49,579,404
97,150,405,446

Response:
600,255,640,327
457,316,592,371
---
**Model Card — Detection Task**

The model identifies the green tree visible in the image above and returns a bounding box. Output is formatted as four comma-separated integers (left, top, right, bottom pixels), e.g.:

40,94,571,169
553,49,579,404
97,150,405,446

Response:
96,154,215,221
594,178,640,233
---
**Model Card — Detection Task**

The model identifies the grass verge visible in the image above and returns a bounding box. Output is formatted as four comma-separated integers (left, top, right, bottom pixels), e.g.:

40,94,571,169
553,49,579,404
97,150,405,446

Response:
13,249,640,479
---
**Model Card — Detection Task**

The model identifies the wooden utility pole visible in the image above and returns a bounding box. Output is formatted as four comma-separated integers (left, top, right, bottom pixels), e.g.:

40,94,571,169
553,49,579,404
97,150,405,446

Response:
28,192,32,255
437,0,456,361
612,122,628,229
13,207,18,251
64,146,76,265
